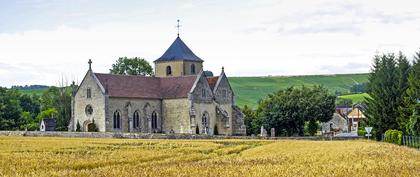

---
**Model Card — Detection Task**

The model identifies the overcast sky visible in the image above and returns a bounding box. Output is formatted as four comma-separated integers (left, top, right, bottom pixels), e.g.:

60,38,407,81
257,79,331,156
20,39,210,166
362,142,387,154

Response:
1,0,420,87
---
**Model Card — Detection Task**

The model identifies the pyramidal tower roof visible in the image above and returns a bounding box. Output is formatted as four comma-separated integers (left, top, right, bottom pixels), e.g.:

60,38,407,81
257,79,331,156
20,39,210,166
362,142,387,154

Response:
155,37,203,62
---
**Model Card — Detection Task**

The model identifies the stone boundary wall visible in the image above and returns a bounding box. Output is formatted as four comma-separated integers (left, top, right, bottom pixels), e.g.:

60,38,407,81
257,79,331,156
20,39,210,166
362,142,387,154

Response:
0,131,362,141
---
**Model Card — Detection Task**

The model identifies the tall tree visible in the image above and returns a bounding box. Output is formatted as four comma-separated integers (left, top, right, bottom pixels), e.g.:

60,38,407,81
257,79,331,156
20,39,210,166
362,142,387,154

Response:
401,51,420,134
0,88,23,130
110,57,154,76
366,53,409,139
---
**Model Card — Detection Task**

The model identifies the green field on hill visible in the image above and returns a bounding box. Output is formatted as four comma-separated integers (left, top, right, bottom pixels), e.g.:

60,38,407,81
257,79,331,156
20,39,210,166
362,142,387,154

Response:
338,93,371,104
18,89,46,95
229,73,369,108
16,73,369,108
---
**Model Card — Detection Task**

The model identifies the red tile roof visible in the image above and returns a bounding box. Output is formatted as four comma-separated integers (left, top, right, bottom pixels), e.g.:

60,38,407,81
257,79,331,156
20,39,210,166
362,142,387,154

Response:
207,76,219,91
94,73,198,99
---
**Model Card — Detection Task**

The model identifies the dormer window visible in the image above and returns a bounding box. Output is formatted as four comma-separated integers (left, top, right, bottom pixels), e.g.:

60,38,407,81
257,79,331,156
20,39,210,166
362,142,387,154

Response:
166,66,172,76
87,88,91,98
191,64,196,74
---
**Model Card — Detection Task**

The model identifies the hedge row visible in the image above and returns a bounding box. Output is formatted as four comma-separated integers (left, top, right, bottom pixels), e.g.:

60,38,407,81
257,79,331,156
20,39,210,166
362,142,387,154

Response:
384,129,403,145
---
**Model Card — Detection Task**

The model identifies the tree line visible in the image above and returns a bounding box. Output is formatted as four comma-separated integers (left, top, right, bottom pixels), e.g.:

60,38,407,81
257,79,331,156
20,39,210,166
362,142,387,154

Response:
0,86,72,131
243,85,336,136
365,51,420,138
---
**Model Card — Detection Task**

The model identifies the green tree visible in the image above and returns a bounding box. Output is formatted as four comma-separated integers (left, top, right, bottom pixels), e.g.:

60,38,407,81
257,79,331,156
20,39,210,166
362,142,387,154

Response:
242,105,260,135
36,108,58,122
41,86,72,131
110,57,154,76
399,51,420,134
307,119,319,136
258,86,335,136
366,53,409,139
336,98,353,107
0,88,23,130
408,105,420,136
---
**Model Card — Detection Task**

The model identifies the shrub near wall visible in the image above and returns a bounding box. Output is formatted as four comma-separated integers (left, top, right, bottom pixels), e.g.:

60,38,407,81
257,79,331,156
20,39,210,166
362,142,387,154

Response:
385,129,403,145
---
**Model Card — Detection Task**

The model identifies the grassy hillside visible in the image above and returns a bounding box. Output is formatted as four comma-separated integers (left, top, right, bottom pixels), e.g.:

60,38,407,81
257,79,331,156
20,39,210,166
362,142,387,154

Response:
338,93,371,104
18,89,46,95
0,137,418,176
229,73,369,108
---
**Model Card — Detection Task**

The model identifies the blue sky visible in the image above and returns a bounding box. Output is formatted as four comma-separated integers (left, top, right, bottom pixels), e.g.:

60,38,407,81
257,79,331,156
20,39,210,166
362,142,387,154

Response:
1,0,420,87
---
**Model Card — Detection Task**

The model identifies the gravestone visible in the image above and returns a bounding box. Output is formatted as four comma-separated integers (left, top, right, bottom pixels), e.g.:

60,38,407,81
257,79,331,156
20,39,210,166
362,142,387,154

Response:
260,126,267,137
270,128,275,137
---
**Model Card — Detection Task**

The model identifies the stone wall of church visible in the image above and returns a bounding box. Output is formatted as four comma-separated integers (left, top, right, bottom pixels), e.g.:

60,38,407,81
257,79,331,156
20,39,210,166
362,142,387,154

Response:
106,98,162,133
162,98,191,133
74,72,106,132
155,61,184,77
192,102,217,134
213,74,235,135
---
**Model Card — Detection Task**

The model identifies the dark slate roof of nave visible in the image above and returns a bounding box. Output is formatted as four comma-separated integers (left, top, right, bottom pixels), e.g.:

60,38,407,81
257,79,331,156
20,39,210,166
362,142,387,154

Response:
155,37,203,62
94,73,198,99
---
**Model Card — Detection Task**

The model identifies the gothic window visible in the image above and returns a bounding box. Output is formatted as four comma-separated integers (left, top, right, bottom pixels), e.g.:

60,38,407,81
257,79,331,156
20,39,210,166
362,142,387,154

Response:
166,66,172,76
133,111,140,129
87,88,91,98
202,112,209,134
151,111,158,129
191,64,196,74
113,110,121,129
201,88,206,98
85,105,93,116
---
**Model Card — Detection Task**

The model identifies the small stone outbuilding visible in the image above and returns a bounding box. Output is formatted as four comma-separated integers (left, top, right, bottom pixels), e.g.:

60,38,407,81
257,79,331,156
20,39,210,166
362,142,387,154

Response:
321,113,348,133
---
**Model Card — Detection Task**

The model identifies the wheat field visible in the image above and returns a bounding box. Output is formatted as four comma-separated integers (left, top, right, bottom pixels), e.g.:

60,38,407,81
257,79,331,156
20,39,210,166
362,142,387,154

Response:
0,136,419,177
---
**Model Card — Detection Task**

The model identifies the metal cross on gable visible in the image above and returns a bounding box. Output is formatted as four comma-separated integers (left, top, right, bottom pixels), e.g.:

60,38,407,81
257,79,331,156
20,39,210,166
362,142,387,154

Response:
176,19,181,37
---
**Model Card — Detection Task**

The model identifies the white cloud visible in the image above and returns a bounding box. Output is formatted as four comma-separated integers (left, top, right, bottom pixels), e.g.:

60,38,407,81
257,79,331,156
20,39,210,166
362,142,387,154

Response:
1,0,420,87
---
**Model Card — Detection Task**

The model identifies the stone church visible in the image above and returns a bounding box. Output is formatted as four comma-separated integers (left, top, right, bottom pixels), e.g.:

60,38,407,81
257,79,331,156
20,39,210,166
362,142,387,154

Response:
69,36,246,135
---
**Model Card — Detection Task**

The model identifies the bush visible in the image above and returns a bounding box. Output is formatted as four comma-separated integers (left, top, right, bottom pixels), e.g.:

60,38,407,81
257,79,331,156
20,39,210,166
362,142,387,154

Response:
385,129,403,145
358,129,367,137
214,125,219,135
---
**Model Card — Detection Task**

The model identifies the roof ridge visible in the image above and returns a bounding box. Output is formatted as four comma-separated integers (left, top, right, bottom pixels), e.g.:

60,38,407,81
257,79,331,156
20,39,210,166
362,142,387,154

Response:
155,37,203,62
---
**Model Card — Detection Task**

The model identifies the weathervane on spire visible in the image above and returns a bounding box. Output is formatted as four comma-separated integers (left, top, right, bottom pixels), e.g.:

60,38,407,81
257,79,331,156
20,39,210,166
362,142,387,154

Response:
176,19,181,37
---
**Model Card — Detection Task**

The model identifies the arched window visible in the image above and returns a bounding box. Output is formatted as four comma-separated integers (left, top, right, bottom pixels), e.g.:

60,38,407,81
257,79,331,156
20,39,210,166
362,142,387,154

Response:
166,66,172,76
202,112,209,134
151,111,158,129
113,110,121,129
87,88,91,98
191,64,196,74
133,111,140,129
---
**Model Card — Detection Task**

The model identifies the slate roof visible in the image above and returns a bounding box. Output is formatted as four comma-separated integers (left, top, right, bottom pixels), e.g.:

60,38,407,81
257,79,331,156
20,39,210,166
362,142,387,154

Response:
155,37,203,62
94,73,198,99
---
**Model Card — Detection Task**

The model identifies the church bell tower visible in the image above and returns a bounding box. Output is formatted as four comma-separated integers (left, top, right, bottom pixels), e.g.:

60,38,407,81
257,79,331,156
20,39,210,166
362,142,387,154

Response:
154,20,204,77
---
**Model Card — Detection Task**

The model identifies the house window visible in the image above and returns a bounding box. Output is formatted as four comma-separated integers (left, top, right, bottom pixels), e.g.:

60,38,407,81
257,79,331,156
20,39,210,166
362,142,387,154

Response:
166,66,172,76
113,110,121,129
151,111,158,129
191,64,196,74
201,88,206,98
87,88,91,98
85,105,93,116
133,111,140,129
